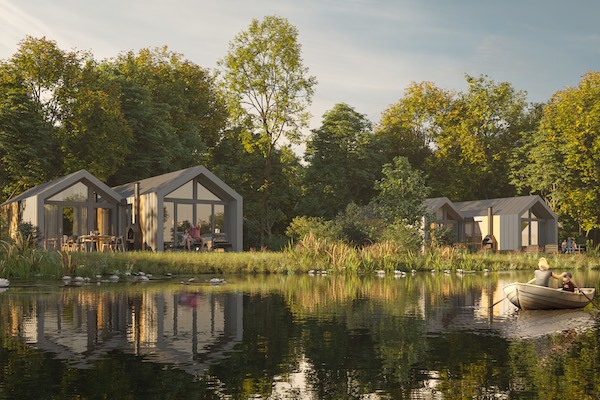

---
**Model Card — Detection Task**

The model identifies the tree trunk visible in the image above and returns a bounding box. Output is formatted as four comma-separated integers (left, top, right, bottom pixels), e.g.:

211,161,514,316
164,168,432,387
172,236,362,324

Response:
260,149,273,248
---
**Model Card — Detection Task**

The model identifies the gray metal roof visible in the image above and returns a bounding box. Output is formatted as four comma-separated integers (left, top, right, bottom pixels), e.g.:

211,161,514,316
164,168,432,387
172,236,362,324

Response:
1,170,122,206
453,195,556,219
425,197,453,213
112,165,242,202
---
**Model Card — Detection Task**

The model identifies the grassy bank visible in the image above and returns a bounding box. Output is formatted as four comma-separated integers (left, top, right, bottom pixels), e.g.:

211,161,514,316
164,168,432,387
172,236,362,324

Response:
1,234,599,280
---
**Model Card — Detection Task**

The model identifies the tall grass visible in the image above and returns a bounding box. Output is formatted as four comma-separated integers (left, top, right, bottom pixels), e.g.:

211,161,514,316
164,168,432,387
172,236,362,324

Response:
1,232,600,280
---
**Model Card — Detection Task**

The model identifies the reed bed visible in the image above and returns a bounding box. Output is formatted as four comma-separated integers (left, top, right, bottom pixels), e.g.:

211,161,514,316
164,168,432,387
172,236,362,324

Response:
1,233,600,280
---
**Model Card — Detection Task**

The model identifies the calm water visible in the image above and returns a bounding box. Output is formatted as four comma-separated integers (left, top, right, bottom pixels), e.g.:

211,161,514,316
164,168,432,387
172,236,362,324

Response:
1,271,599,399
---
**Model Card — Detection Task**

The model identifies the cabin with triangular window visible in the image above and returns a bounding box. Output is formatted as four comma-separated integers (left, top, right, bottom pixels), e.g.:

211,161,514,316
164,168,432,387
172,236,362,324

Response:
1,166,243,252
424,195,558,252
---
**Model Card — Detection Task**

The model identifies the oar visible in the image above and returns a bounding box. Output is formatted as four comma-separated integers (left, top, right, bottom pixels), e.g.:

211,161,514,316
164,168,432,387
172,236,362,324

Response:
572,281,600,310
489,297,507,308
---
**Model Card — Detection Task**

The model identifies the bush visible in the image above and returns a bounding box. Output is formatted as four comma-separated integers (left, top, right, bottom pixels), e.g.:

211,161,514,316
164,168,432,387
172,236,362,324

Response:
286,216,340,242
334,203,382,247
380,223,422,252
17,222,42,247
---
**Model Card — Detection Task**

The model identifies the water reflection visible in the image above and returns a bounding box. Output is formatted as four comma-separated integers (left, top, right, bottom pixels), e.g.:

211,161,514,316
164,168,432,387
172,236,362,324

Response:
1,285,243,375
0,271,599,399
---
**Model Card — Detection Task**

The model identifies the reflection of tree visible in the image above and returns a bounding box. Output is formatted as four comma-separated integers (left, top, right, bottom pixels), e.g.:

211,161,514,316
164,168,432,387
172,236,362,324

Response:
2,277,600,398
214,212,224,231
507,326,600,398
207,294,297,398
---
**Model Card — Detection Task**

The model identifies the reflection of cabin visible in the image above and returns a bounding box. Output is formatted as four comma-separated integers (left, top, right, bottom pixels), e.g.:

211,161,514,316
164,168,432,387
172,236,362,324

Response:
14,290,244,376
1,166,243,251
424,195,558,252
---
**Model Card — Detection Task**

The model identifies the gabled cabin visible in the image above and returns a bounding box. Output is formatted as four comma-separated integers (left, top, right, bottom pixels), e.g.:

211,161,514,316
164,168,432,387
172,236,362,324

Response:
112,166,243,252
1,170,123,249
424,195,558,252
1,166,243,252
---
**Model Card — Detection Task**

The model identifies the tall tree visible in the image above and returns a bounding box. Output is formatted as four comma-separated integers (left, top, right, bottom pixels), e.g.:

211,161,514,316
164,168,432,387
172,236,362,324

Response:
218,15,317,246
4,36,133,182
302,103,378,218
427,75,529,200
105,47,226,184
376,81,451,170
517,72,600,235
0,65,57,201
210,128,303,249
371,156,430,226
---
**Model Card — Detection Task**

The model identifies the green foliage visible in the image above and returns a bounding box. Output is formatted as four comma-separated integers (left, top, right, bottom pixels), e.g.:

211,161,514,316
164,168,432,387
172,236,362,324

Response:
427,75,529,200
0,61,58,201
428,223,455,247
517,72,600,234
218,16,317,246
376,81,448,170
16,222,42,247
380,222,422,251
285,215,339,242
104,47,226,184
334,203,383,247
301,103,379,218
371,156,430,226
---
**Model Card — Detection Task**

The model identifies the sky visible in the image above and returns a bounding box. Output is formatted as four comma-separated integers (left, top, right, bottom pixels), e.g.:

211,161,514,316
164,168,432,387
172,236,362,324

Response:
1,0,599,132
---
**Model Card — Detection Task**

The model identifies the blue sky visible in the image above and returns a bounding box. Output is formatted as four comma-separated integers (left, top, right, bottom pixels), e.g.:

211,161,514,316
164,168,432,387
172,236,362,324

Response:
1,0,599,129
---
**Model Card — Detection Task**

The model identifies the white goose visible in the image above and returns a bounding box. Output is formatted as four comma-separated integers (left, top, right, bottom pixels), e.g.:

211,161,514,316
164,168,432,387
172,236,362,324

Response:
0,278,10,288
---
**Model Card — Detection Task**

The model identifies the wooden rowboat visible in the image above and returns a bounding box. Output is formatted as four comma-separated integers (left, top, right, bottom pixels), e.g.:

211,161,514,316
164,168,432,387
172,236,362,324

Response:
503,283,595,310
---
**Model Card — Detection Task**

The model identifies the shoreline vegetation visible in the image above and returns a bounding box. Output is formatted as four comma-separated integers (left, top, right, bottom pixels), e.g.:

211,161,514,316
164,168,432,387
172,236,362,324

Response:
1,234,599,280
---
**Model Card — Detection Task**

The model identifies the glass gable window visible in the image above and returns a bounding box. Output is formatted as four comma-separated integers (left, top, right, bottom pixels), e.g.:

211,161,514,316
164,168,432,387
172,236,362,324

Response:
162,178,229,249
197,183,220,201
49,182,88,202
167,181,193,199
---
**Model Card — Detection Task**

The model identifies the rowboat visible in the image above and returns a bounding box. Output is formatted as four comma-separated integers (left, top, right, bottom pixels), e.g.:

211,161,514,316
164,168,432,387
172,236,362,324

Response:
503,282,595,310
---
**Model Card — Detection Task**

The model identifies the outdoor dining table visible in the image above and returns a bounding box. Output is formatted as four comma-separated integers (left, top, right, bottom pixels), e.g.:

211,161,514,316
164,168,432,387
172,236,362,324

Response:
78,235,113,252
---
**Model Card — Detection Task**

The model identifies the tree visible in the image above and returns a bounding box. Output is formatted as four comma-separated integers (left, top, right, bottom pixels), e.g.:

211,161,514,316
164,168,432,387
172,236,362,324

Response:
375,81,451,170
57,62,132,180
3,36,133,182
0,65,57,201
519,72,600,235
218,15,317,246
427,75,529,200
209,128,303,250
371,156,430,226
302,103,378,218
105,47,227,184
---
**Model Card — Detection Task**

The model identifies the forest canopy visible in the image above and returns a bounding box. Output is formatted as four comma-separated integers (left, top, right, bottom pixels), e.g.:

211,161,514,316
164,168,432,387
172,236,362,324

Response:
1,21,599,248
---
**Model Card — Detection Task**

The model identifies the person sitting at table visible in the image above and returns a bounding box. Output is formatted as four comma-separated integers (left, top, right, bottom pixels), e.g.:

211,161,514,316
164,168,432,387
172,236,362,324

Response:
189,222,205,250
182,228,193,251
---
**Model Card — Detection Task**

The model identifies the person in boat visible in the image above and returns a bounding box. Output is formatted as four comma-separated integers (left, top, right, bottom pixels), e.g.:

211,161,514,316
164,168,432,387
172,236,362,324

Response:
527,257,566,287
561,272,576,292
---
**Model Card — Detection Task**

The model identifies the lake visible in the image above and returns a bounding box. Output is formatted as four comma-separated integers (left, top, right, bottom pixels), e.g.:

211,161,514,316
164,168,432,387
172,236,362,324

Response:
1,270,599,399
